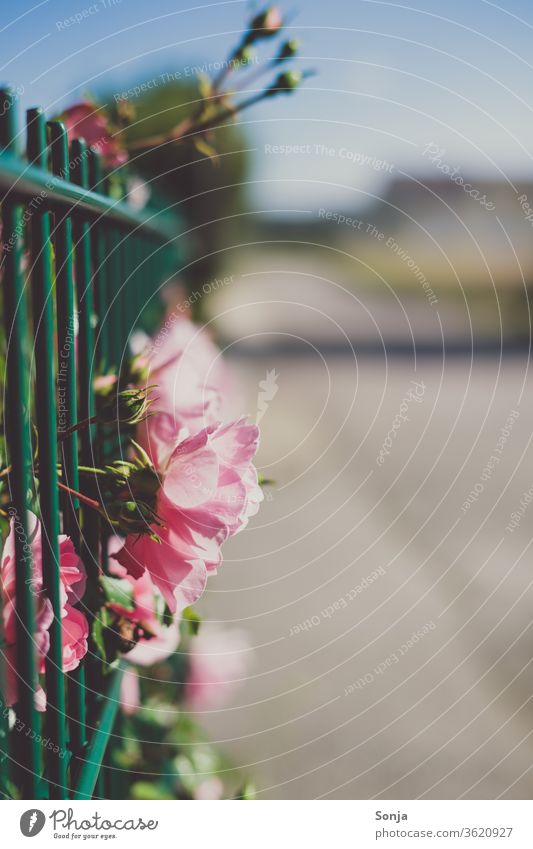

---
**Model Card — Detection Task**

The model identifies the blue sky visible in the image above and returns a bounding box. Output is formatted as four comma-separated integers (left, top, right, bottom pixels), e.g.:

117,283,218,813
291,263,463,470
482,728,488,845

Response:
4,0,533,211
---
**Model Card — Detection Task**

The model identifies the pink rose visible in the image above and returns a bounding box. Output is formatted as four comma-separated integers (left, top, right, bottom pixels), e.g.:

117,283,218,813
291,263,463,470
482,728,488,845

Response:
107,550,181,667
60,101,127,169
113,418,262,613
137,317,238,461
107,548,181,716
186,626,252,709
1,512,88,711
61,606,89,673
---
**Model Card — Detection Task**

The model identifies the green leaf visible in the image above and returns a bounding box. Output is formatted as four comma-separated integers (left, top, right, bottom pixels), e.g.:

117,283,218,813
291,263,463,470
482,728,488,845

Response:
154,596,173,628
234,780,256,800
100,575,135,612
182,606,202,636
193,135,219,161
92,607,113,662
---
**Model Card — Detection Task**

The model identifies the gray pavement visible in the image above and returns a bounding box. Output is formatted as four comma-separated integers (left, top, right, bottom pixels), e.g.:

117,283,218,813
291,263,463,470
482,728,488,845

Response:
193,276,533,798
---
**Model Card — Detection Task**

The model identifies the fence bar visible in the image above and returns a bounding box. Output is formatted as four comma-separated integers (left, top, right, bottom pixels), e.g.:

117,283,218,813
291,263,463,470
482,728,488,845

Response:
48,122,88,771
0,152,175,240
71,139,100,590
88,151,110,375
0,87,180,800
72,663,125,800
27,108,68,798
0,89,40,799
107,229,122,373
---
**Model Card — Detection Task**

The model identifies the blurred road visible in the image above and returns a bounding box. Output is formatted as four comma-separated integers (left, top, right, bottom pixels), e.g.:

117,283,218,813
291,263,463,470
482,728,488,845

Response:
193,276,533,799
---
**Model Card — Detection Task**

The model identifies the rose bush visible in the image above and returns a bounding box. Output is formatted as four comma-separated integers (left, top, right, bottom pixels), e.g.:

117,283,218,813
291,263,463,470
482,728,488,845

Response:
1,512,88,710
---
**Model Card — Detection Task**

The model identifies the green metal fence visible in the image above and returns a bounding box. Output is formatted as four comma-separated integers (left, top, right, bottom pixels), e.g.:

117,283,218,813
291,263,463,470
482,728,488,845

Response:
0,88,179,800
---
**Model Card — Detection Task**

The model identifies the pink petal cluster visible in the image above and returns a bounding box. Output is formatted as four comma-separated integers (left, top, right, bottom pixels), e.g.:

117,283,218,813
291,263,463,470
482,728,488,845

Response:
107,547,181,668
107,544,181,716
185,625,252,709
137,315,237,441
115,418,262,613
113,316,262,615
1,512,88,711
60,101,128,169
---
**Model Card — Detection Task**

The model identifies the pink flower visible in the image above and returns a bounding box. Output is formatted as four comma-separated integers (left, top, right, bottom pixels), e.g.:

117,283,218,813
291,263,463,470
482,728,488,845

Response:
106,547,181,716
137,316,238,459
60,101,127,169
1,512,88,711
113,418,263,613
186,626,252,709
107,551,181,667
61,607,89,672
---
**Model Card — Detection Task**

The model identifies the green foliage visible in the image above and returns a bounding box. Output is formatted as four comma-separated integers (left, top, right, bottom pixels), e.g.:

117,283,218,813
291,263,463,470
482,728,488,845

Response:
115,707,246,800
182,606,202,637
112,79,250,309
100,575,136,612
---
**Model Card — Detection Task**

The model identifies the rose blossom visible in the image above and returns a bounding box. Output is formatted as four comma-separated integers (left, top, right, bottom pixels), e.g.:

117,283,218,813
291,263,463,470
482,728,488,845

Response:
137,316,238,459
59,101,127,169
1,512,88,711
106,545,181,716
107,546,181,667
113,418,263,613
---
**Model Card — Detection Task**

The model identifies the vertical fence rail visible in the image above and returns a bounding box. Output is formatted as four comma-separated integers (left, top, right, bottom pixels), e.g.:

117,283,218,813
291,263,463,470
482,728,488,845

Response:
27,107,67,799
0,88,40,799
71,140,100,593
48,121,87,775
0,87,179,800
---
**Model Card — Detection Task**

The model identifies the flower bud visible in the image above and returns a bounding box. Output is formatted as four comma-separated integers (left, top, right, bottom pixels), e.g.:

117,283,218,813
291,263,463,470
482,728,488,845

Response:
276,39,299,62
233,44,255,66
266,70,302,96
245,6,283,44
108,499,161,538
130,466,161,500
99,387,152,427
102,612,147,655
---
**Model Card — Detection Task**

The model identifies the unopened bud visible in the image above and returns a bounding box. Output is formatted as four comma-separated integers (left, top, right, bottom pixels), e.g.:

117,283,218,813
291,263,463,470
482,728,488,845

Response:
266,70,302,96
276,39,299,62
245,6,283,44
233,44,255,66
130,466,161,500
102,612,147,655
99,387,152,427
108,499,161,537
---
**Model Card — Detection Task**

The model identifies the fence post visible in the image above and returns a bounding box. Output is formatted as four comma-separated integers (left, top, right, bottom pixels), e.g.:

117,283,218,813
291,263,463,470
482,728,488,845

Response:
48,121,88,781
0,89,41,798
26,107,68,799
